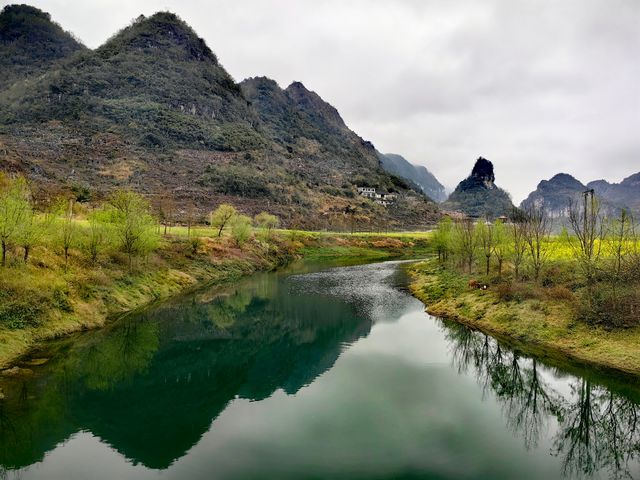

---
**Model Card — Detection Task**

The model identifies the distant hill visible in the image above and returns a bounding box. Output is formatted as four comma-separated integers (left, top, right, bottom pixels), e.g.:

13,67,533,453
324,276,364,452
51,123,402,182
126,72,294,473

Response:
442,157,514,218
0,4,86,90
587,173,640,216
520,173,586,218
521,172,640,218
0,6,439,229
377,152,446,202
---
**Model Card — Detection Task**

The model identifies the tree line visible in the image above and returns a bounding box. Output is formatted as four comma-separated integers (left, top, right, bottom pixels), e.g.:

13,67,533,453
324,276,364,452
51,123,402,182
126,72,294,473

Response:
431,198,639,328
0,174,280,270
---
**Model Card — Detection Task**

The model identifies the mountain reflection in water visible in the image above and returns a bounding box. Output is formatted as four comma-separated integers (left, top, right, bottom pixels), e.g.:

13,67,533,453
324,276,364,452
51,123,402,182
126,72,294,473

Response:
0,260,639,479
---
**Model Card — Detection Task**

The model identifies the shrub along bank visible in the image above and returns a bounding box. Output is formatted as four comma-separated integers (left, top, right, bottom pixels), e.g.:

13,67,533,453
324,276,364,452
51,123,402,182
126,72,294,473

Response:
410,206,640,375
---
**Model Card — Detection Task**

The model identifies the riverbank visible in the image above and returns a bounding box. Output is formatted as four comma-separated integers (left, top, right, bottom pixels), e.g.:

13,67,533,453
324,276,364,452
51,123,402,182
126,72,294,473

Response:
407,259,640,376
0,230,428,368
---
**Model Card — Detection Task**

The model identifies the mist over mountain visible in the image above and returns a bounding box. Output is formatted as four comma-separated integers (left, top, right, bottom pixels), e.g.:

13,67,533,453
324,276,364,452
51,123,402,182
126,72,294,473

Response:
587,173,640,216
377,152,446,202
521,172,640,218
442,157,514,218
0,5,438,229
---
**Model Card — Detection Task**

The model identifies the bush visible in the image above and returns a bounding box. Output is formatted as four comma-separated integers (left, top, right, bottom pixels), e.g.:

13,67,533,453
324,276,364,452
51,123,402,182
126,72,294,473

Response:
200,165,279,199
494,282,538,303
543,285,575,302
52,287,73,312
579,285,640,328
0,301,43,329
231,215,253,247
494,283,517,302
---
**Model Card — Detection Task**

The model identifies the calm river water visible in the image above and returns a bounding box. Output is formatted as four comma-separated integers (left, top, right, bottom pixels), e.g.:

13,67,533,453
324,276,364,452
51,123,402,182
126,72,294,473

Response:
1,260,640,479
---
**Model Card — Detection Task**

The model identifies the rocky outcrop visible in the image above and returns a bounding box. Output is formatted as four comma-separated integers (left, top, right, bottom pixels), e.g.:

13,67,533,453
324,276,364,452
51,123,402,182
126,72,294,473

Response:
443,157,514,218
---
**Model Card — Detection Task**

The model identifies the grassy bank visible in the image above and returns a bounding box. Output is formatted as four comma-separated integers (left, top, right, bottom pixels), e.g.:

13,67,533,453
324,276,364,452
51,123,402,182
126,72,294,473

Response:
0,229,428,368
408,259,640,375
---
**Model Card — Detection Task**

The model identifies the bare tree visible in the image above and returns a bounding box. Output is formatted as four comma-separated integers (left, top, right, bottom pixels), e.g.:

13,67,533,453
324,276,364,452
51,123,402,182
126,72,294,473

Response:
454,218,477,273
184,203,197,238
476,220,495,276
523,205,552,281
157,194,176,236
492,219,508,277
602,209,636,325
510,218,528,281
568,190,605,287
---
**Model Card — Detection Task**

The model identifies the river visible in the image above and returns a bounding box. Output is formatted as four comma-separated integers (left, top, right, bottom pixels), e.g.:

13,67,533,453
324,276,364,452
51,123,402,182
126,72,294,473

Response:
1,260,639,479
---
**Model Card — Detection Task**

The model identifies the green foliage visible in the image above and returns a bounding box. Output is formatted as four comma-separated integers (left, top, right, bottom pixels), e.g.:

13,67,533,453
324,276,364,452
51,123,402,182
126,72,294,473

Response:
231,214,253,247
432,217,453,262
82,206,113,263
254,212,279,239
71,184,91,202
210,204,237,237
105,190,160,267
1,11,264,152
53,198,79,267
0,174,31,265
0,4,85,90
0,297,43,328
200,164,280,199
52,287,72,312
17,206,55,263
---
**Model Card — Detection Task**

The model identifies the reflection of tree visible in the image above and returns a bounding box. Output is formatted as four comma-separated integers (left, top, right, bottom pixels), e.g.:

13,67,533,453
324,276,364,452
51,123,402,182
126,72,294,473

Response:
511,359,561,449
66,318,160,391
554,380,640,479
441,319,640,478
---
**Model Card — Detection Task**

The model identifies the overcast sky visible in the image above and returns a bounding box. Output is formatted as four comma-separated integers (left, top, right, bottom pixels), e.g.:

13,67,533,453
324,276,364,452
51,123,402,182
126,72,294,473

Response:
8,0,640,202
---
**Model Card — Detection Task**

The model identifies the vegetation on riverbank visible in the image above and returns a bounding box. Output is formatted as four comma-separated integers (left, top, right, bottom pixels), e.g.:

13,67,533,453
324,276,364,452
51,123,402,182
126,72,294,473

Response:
0,175,430,368
409,260,640,374
410,201,640,375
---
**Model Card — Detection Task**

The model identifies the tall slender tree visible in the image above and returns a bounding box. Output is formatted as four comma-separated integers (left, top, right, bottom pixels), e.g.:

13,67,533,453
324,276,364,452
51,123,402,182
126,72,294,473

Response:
0,175,30,266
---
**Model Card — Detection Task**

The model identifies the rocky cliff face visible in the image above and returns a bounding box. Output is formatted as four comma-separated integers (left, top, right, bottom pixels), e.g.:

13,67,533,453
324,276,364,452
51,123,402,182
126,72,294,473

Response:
442,157,514,218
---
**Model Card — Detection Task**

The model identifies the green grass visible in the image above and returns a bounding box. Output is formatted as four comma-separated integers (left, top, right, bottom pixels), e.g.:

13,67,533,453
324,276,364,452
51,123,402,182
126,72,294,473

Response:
408,259,640,375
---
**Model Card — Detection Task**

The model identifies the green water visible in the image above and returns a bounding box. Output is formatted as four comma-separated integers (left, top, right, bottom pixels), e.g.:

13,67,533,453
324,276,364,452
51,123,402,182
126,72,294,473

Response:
1,260,639,479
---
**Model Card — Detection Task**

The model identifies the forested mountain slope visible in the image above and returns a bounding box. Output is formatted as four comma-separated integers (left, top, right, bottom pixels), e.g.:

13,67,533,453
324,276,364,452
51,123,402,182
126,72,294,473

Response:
0,5,438,229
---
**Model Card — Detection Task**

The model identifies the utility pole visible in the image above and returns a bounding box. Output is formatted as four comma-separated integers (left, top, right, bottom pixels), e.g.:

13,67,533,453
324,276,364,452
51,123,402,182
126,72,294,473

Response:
582,188,594,254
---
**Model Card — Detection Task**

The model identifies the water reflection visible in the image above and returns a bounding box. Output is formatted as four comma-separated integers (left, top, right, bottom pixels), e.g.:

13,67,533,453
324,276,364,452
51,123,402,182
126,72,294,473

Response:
0,261,639,479
0,269,373,470
442,320,640,478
